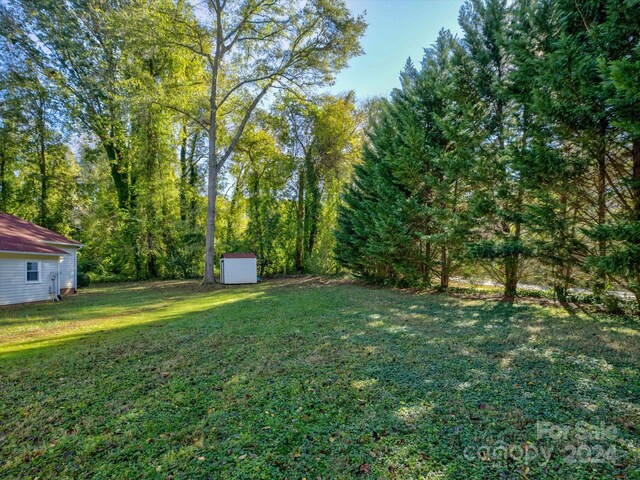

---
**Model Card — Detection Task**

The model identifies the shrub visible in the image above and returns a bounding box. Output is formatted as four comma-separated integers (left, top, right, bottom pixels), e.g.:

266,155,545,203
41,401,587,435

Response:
77,272,91,288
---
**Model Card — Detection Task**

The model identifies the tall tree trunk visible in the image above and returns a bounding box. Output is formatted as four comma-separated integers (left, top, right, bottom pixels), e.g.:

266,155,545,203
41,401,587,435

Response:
203,4,224,286
594,125,608,294
632,139,640,222
104,141,131,211
597,150,606,256
552,187,569,301
504,184,523,300
147,232,159,278
203,83,220,284
38,136,47,227
424,241,431,285
226,173,242,245
554,191,569,301
188,133,199,229
0,149,6,211
440,245,449,288
179,123,188,222
142,105,161,279
36,103,48,228
504,256,518,299
203,130,218,284
295,167,305,273
103,138,141,278
632,139,640,302
304,158,320,258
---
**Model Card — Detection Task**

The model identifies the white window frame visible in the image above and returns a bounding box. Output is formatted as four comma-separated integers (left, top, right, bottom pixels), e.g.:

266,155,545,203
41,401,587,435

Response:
25,261,41,284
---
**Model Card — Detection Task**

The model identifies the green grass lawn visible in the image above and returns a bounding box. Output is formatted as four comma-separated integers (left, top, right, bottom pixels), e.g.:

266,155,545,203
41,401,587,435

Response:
0,278,638,479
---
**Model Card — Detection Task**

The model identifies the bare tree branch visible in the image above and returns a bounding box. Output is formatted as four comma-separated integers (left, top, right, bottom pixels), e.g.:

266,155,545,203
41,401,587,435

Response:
220,81,273,166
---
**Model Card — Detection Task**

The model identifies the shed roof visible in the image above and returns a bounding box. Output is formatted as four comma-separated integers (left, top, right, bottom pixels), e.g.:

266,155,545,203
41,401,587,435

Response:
0,213,81,255
222,253,256,259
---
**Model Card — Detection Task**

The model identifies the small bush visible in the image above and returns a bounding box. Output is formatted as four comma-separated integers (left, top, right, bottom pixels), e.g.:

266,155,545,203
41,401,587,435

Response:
601,295,625,315
77,272,91,288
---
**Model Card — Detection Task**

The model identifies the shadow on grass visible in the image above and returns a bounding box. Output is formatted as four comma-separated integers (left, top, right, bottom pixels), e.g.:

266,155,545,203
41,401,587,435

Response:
0,279,638,479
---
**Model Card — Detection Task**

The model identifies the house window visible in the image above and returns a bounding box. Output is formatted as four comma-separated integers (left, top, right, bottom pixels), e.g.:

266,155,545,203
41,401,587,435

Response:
26,261,40,283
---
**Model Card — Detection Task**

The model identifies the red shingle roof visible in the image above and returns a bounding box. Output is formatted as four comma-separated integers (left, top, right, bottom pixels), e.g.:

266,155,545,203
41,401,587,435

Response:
222,253,256,259
0,213,81,255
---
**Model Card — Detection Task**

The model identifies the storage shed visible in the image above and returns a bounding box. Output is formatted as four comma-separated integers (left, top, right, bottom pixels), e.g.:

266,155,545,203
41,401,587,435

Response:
220,253,257,284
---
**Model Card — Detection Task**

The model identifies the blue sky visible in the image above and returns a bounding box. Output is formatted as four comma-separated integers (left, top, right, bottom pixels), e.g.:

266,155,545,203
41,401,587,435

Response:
328,0,466,100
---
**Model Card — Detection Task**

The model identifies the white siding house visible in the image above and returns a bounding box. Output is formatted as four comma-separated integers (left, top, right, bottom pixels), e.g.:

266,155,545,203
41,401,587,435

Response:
0,213,82,306
0,254,61,305
54,245,79,293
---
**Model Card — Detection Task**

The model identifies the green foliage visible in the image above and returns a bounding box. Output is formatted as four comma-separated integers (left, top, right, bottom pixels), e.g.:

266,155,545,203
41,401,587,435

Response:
337,0,640,301
1,0,639,299
0,0,365,282
466,239,528,260
76,271,90,289
271,93,364,274
337,31,470,288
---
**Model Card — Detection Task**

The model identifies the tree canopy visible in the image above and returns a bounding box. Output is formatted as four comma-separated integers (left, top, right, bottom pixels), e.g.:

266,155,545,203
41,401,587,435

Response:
1,0,639,305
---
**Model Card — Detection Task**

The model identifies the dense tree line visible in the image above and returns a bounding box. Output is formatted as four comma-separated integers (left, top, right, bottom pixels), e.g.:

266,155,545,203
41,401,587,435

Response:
3,0,638,301
336,0,640,301
220,93,364,276
0,0,365,281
